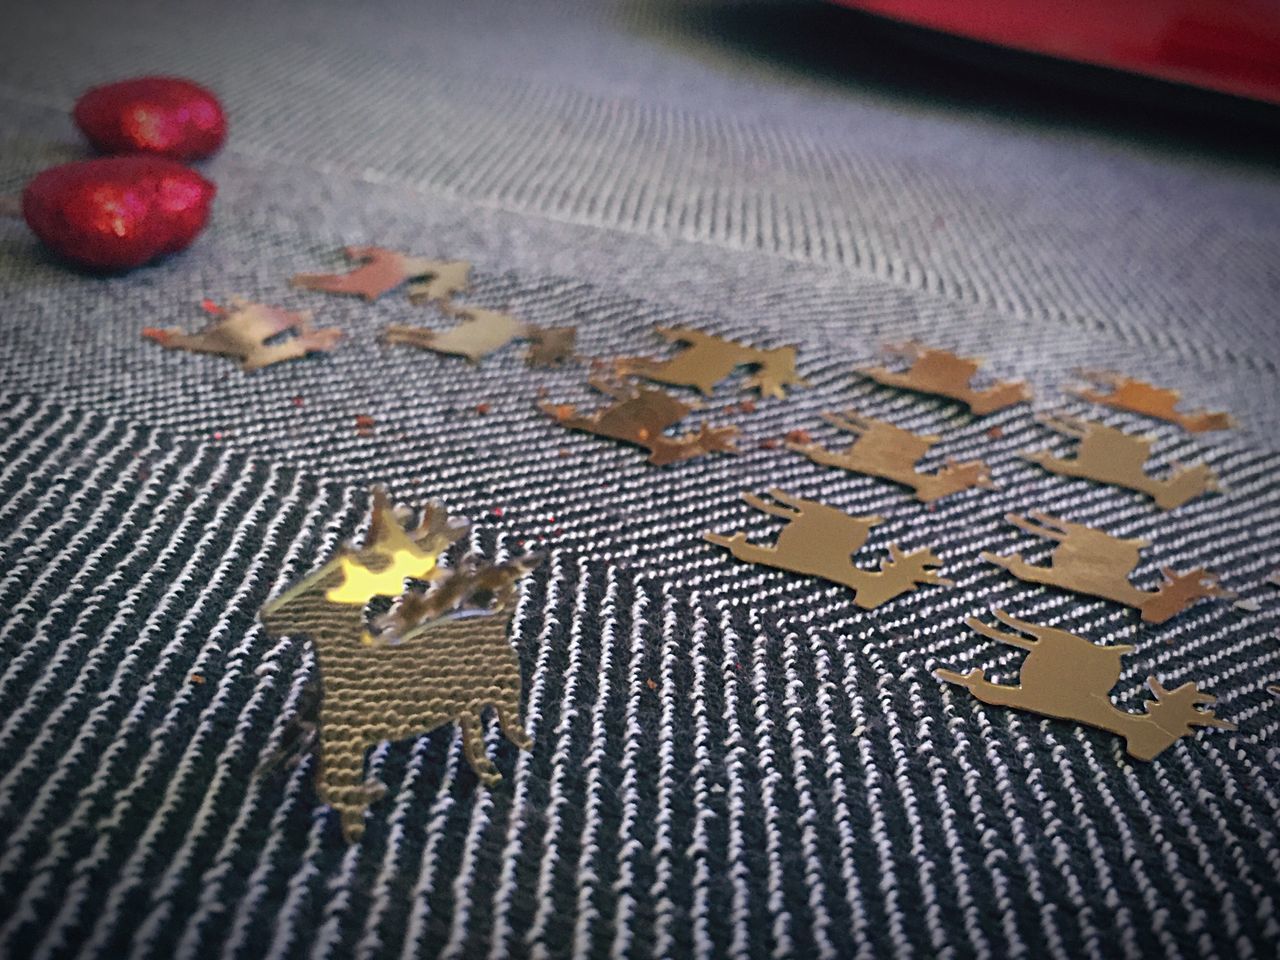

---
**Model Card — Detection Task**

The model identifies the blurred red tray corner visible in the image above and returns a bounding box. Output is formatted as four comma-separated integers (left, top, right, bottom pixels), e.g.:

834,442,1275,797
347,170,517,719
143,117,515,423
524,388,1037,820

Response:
831,0,1280,105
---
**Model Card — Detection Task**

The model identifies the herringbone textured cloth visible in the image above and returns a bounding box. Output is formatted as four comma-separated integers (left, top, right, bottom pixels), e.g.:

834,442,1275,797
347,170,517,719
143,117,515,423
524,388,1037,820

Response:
1,1,1278,958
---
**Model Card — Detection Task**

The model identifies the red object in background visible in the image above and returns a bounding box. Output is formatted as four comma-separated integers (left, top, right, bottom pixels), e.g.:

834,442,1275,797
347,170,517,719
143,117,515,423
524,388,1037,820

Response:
22,156,216,271
74,77,227,160
831,0,1280,105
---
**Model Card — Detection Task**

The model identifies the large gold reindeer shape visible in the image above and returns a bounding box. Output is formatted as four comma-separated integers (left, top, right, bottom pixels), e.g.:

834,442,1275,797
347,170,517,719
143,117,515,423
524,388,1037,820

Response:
260,488,537,840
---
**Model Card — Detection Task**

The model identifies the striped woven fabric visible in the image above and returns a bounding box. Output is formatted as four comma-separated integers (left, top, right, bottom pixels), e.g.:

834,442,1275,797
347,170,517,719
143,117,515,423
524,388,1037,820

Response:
2,1,1278,957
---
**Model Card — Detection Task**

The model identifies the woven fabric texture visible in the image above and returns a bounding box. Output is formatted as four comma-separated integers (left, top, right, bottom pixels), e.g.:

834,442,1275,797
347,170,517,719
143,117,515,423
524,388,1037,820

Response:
1,1,1278,958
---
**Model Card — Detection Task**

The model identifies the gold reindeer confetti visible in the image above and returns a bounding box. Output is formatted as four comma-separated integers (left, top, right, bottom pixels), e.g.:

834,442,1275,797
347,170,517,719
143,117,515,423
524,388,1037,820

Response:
1070,371,1235,433
291,246,470,303
983,511,1232,623
142,298,341,372
790,410,993,502
938,610,1235,760
406,261,473,305
858,342,1031,414
705,488,951,608
259,488,537,841
616,326,807,399
1023,415,1218,510
385,305,527,363
540,376,738,466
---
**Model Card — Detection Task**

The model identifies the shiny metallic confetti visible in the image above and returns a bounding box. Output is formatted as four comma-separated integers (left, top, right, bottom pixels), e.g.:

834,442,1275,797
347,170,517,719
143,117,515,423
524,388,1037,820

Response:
938,610,1235,760
1070,370,1235,432
373,553,539,641
540,376,738,465
260,488,536,841
142,298,341,371
1023,415,1218,509
406,260,473,305
858,341,1031,414
616,326,806,399
983,511,1232,623
705,488,951,608
291,246,470,302
385,305,526,363
789,410,993,502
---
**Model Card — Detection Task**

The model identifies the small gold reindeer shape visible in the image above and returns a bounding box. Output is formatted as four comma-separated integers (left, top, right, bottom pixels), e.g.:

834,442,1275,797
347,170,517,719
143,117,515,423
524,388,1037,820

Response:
1023,415,1219,510
790,411,993,503
142,298,342,372
616,326,807,399
259,488,537,841
704,488,951,608
385,303,528,363
291,246,471,303
1070,371,1235,433
386,304,576,367
982,511,1232,623
937,610,1235,760
540,376,739,466
858,342,1031,414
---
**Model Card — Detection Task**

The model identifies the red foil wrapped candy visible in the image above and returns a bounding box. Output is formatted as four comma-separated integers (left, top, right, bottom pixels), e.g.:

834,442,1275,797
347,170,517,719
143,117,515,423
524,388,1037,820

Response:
22,156,216,271
74,76,226,161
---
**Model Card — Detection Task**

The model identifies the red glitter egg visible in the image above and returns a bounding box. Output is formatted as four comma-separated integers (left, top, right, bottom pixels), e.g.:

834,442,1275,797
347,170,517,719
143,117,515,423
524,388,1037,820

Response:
22,156,216,271
74,76,226,161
